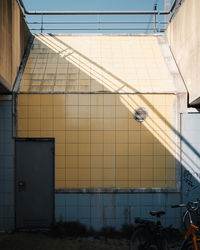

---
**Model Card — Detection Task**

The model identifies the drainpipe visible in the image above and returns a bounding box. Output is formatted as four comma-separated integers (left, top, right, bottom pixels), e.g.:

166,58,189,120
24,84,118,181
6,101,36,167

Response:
164,0,170,28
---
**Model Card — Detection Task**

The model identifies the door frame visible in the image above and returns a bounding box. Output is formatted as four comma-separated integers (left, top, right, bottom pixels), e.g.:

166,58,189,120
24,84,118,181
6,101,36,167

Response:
14,138,55,229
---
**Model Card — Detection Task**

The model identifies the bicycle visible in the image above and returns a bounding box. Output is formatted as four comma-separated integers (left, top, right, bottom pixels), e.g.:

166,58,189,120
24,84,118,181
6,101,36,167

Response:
171,201,200,249
130,210,168,250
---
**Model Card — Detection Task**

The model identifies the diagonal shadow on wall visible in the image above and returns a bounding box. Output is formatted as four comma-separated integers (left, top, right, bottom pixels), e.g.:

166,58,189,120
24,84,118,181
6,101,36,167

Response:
18,33,200,191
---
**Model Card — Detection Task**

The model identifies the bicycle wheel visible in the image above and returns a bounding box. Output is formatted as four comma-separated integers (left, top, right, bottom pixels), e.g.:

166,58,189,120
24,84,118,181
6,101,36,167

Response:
130,227,168,250
130,227,149,250
183,213,191,231
130,227,157,250
160,238,169,250
181,240,200,249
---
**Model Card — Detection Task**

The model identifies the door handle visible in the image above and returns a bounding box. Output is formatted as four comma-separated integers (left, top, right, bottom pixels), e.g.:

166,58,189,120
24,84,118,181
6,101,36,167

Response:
18,181,26,192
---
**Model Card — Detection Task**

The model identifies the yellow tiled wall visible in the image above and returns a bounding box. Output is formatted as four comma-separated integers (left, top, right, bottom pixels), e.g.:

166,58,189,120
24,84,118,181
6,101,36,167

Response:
17,93,176,189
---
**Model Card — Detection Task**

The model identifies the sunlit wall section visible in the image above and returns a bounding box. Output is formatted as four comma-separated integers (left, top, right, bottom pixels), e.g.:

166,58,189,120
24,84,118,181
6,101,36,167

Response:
19,35,175,94
17,93,176,189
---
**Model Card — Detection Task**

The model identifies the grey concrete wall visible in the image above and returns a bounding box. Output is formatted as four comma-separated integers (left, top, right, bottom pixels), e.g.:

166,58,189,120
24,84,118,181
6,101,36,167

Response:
0,0,30,92
166,0,200,105
181,113,200,204
0,100,14,231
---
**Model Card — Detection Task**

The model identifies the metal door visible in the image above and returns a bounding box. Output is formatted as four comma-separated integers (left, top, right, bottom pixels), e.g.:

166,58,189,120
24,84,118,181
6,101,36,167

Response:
15,138,54,229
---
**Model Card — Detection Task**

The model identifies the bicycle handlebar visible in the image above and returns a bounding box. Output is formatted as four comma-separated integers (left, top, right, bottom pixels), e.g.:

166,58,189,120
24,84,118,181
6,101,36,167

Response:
171,201,199,209
171,204,186,208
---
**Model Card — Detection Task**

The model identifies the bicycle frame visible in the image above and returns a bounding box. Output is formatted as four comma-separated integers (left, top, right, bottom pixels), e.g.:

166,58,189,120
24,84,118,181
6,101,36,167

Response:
182,203,200,250
171,201,200,250
184,222,199,250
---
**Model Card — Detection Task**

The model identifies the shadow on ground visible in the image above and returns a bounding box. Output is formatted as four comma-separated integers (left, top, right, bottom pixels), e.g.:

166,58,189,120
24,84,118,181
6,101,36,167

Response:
0,231,183,250
0,221,183,249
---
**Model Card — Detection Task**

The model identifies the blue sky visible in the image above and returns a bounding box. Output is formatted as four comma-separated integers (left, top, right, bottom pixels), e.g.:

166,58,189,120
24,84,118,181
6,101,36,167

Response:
22,0,173,33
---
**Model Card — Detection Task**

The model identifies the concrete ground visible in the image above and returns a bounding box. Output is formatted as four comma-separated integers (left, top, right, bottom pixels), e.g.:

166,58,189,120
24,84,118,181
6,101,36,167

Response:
0,232,182,250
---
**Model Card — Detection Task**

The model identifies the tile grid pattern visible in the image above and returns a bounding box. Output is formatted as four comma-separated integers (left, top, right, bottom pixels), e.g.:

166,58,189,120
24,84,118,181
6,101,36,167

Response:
0,101,14,231
20,35,175,93
181,114,200,203
17,93,176,189
55,193,181,230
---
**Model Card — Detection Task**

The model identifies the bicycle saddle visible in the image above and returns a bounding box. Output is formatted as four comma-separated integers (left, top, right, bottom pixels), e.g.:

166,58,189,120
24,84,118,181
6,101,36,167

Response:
150,210,165,216
135,217,154,226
